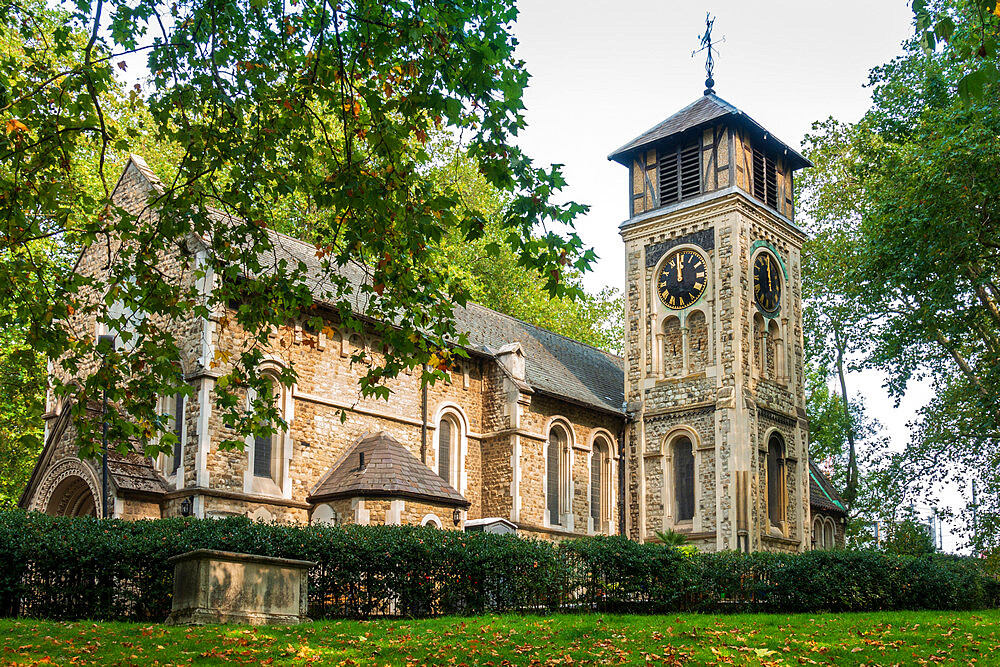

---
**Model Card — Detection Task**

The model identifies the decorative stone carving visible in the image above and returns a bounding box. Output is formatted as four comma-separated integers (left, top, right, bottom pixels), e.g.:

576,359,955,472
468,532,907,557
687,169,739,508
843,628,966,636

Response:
31,457,103,517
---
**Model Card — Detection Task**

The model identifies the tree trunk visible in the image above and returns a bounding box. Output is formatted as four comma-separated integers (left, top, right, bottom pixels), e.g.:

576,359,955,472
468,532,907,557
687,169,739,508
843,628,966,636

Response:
832,320,859,509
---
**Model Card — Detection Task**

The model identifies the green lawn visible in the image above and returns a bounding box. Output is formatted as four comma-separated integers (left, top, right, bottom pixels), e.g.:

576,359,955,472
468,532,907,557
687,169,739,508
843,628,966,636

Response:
1,610,997,666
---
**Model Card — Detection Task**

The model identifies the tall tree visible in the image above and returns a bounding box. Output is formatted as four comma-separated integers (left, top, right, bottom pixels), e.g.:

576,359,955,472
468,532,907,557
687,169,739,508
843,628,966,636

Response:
426,136,622,354
800,0,1000,553
2,0,596,457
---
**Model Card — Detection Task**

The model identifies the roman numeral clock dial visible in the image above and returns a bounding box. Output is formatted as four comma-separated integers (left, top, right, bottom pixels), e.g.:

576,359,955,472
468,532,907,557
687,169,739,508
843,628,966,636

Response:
656,249,707,310
753,251,782,314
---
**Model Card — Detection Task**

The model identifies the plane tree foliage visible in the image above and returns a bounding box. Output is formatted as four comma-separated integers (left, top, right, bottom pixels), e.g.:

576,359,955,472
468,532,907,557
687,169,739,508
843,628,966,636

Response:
800,0,1000,552
1,0,598,460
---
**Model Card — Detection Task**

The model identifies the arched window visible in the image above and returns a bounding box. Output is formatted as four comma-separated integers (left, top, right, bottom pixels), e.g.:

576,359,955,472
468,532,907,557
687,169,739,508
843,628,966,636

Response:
102,277,145,351
824,519,835,548
687,310,709,372
249,371,286,492
591,437,608,528
766,433,785,528
767,320,781,379
673,436,695,522
437,413,460,485
662,316,683,377
546,425,568,526
159,392,185,477
813,516,825,549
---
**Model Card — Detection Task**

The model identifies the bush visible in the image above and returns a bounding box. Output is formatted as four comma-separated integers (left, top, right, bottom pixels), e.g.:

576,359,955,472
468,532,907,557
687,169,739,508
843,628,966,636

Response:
0,509,995,621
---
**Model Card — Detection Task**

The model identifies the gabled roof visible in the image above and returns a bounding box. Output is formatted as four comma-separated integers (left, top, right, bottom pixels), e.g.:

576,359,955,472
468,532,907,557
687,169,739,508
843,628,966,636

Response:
455,303,625,415
225,202,626,415
19,397,167,509
308,431,470,507
607,93,811,170
117,156,627,415
809,460,847,516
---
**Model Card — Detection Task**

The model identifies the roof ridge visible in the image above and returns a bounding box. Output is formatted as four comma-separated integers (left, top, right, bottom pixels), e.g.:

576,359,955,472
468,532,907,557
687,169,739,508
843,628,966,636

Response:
464,300,623,362
126,156,624,367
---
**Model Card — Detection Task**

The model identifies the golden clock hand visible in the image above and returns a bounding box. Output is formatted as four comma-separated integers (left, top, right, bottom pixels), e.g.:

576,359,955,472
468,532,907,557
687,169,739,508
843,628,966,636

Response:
676,255,682,282
766,256,772,291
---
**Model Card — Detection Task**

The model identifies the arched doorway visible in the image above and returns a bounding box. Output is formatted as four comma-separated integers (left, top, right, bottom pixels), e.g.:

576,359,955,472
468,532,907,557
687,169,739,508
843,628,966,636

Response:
30,458,104,517
45,475,97,516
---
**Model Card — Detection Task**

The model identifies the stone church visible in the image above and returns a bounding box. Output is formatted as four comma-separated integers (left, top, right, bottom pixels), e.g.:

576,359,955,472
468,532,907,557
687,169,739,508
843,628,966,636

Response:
19,86,847,551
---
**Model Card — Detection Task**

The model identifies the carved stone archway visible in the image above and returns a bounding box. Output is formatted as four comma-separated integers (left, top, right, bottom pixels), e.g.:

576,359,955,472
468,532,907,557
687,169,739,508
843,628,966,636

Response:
30,457,104,518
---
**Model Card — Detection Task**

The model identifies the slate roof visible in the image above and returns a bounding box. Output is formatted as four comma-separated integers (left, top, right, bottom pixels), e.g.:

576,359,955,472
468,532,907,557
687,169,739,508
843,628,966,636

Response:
254,226,627,415
607,93,811,170
108,451,169,496
455,303,625,414
125,156,628,415
308,432,470,507
809,460,847,516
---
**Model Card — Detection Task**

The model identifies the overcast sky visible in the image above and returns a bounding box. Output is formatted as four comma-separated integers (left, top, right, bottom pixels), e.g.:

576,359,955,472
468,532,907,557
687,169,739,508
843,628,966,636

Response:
509,1,964,550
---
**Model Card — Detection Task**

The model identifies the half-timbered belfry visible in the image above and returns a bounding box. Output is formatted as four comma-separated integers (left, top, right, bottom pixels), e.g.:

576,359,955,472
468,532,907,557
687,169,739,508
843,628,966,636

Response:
610,73,815,551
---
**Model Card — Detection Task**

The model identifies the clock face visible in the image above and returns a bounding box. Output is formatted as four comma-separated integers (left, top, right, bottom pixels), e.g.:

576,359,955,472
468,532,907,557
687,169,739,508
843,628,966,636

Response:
753,251,782,314
656,249,708,310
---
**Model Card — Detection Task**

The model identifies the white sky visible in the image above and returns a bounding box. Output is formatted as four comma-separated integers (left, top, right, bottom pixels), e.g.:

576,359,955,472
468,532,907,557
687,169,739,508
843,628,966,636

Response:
511,0,964,551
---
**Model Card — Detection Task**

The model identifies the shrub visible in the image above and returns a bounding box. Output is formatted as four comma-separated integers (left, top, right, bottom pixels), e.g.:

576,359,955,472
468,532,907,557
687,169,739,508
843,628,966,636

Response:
0,509,995,621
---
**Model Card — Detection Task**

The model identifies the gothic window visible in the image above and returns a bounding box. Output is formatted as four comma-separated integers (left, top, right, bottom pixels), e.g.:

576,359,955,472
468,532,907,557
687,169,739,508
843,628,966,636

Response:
436,412,461,486
752,148,777,209
662,316,683,377
766,320,780,379
250,372,284,488
753,313,766,377
673,436,695,522
591,436,612,530
687,310,709,372
813,516,825,549
766,433,786,528
102,277,145,351
546,425,568,526
659,142,701,205
160,392,185,477
824,519,835,548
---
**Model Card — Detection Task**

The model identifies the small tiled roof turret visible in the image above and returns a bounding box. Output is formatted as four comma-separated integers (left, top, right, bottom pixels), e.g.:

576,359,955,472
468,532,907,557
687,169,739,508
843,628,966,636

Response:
308,431,470,508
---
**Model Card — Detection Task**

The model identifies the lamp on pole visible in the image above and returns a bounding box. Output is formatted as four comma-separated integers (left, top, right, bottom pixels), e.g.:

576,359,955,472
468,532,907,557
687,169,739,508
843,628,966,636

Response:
98,334,116,519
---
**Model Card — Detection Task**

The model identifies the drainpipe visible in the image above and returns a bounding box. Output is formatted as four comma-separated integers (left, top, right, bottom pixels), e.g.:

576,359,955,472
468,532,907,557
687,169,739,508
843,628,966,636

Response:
420,363,428,464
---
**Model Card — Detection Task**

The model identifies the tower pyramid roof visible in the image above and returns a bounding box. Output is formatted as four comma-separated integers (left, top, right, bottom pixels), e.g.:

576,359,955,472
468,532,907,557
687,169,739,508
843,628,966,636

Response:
608,93,811,170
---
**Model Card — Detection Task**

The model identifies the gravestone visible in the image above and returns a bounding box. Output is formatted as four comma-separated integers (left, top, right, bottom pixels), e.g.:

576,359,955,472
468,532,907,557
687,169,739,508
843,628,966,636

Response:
166,549,315,625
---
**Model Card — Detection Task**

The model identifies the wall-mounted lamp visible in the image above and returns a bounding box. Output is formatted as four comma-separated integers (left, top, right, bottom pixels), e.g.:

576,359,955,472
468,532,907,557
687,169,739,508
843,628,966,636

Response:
180,495,195,517
452,508,462,526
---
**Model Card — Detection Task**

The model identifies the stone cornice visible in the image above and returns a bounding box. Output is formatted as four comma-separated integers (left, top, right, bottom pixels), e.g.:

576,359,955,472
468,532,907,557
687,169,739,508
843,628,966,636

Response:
620,188,808,247
620,189,742,243
757,406,797,428
163,486,312,510
643,401,716,422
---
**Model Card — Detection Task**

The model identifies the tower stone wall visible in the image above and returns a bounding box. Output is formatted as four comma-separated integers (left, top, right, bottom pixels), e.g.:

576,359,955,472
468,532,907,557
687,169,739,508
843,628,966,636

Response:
616,93,813,553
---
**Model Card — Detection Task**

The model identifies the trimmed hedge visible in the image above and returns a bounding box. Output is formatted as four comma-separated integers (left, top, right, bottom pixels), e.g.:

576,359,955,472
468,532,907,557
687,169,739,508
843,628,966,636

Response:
0,510,995,621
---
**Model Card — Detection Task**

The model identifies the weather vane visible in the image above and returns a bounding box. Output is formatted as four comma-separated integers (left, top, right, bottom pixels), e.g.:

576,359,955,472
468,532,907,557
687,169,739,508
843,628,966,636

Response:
692,13,724,95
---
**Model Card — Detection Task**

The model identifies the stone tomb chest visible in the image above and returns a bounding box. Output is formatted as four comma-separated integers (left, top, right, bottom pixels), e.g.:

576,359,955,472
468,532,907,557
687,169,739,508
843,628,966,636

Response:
167,549,315,625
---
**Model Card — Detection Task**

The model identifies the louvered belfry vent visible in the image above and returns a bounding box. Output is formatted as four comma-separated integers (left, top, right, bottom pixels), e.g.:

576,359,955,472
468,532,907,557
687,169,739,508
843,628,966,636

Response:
752,148,777,209
658,141,701,206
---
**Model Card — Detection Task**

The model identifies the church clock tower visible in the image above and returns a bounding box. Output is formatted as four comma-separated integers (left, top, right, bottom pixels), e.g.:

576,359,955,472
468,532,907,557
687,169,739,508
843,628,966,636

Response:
611,76,812,552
